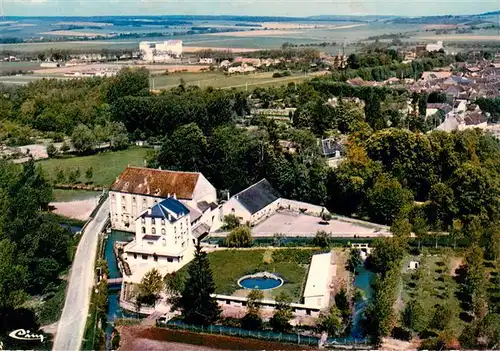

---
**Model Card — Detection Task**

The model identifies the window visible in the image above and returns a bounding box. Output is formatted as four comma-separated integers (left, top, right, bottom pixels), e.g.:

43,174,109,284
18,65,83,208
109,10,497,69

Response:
142,227,146,234
182,241,185,248
142,254,148,260
161,219,165,226
132,197,136,203
133,253,137,259
161,228,166,235
167,257,173,263
122,205,126,211
122,196,125,201
231,208,235,213
152,227,156,234
174,227,177,233
153,254,158,262
152,218,155,225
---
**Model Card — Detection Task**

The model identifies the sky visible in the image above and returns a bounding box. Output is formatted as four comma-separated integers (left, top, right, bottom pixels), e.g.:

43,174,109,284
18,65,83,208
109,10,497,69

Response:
3,0,500,17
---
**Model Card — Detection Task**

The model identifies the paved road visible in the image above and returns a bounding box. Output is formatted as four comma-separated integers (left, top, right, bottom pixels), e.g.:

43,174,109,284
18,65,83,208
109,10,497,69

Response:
53,198,109,351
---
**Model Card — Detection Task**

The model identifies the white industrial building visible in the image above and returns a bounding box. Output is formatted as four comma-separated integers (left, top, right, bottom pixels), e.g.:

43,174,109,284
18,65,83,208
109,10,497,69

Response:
139,40,183,62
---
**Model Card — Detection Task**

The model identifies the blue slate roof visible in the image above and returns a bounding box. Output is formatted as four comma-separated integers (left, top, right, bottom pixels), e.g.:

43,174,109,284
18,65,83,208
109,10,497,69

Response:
146,197,190,223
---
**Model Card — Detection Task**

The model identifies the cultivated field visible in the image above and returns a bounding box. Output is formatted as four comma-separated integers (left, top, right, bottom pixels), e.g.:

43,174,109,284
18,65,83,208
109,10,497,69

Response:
183,46,261,53
39,30,108,37
204,30,302,37
151,71,324,91
418,35,500,41
33,63,210,75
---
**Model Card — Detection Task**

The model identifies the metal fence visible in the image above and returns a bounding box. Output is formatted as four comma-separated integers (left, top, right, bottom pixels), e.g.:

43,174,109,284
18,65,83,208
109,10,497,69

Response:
160,320,369,347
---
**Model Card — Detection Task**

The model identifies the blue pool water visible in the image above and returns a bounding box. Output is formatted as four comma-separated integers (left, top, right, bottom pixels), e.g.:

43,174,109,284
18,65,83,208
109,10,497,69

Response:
349,266,374,339
239,277,282,290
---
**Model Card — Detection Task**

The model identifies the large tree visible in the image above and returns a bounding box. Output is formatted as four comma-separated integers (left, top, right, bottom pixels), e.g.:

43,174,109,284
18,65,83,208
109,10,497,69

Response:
177,245,221,325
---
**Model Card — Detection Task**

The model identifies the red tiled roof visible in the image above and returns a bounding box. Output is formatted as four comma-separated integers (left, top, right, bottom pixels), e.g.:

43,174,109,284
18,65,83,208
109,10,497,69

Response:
110,167,199,199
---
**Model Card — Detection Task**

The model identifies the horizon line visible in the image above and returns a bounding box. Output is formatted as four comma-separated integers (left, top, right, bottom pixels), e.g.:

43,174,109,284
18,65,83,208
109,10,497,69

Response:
2,11,499,19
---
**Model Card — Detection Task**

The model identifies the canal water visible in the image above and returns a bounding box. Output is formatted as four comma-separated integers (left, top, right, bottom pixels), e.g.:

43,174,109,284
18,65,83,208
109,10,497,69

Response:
104,231,138,349
349,265,374,340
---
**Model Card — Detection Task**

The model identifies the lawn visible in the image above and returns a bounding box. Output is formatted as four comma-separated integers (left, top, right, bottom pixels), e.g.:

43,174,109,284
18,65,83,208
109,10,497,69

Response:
151,71,314,91
205,248,320,302
52,189,102,202
37,147,152,187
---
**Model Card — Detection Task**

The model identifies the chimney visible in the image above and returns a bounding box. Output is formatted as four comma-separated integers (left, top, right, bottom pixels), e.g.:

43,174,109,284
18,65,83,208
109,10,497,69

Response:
167,193,170,198
227,191,230,201
173,193,177,200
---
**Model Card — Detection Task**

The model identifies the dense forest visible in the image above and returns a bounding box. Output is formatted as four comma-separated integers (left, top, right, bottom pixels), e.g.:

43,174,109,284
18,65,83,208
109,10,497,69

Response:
0,160,73,348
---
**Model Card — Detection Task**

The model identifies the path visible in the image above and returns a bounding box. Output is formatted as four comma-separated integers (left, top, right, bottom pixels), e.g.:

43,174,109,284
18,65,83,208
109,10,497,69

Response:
52,198,110,351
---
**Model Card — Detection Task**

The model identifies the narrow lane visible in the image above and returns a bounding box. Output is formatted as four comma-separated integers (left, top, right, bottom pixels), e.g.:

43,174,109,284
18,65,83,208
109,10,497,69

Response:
53,198,110,351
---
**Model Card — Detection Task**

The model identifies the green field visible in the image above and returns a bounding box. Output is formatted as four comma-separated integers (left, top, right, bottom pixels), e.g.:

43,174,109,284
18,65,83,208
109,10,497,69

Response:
52,189,102,202
37,147,152,187
401,253,465,334
151,71,315,91
204,248,320,302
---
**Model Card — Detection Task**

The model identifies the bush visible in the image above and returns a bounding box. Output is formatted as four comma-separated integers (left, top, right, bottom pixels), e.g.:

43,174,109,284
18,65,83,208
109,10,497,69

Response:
224,226,253,247
111,330,120,350
46,143,57,157
271,248,319,264
312,230,331,248
222,214,241,230
241,312,262,330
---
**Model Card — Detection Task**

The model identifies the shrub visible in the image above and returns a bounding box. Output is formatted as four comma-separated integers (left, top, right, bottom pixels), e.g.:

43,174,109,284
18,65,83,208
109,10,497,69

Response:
224,226,253,247
111,330,120,350
46,143,57,157
312,230,331,248
271,248,319,264
222,214,241,230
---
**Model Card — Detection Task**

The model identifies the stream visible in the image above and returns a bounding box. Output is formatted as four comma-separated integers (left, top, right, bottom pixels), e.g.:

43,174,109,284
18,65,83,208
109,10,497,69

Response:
104,231,137,349
349,265,374,340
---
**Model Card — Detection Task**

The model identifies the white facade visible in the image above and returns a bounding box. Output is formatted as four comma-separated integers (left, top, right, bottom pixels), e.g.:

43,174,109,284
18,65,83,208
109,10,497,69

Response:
123,197,197,283
140,40,183,62
215,197,281,229
109,167,217,232
426,41,444,52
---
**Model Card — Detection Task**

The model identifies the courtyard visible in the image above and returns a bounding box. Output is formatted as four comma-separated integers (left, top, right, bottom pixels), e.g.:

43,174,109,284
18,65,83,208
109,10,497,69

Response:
251,211,390,238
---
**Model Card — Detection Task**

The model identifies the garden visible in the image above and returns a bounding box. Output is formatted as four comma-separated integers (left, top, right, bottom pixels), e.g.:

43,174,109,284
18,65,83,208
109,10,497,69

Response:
400,252,465,341
180,248,323,302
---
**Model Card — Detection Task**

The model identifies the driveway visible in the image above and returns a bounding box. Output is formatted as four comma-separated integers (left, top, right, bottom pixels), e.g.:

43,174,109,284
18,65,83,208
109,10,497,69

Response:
52,198,109,351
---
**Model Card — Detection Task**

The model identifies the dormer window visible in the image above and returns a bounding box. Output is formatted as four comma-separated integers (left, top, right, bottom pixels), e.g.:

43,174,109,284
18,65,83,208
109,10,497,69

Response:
152,218,155,225
152,228,156,234
161,219,165,226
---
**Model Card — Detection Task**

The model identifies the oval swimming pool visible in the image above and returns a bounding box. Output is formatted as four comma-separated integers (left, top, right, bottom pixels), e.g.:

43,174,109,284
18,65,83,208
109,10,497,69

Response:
238,273,283,290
